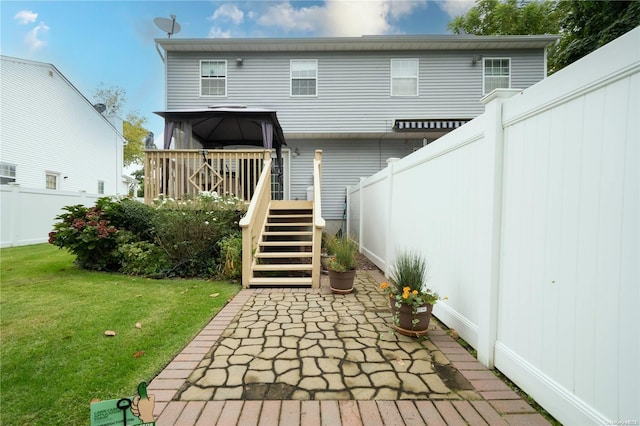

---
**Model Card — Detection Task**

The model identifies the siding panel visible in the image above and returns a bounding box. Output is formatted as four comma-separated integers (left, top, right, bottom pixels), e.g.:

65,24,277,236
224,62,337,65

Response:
0,57,123,194
166,49,546,134
289,138,422,219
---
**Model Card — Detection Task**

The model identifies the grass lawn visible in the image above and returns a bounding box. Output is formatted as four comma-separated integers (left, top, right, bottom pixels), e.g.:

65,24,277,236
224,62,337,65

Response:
0,244,241,426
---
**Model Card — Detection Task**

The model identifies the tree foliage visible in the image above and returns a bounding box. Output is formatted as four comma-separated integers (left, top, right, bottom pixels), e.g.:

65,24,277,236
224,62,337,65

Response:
448,0,640,74
448,0,561,36
123,111,148,167
93,82,126,115
549,1,640,72
93,83,149,167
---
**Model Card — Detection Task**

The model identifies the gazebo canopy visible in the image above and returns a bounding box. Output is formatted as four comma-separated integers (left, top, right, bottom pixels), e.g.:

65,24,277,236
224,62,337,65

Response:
154,105,287,151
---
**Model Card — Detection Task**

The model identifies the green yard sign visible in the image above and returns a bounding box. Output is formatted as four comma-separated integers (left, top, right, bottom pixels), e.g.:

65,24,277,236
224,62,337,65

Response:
90,382,156,426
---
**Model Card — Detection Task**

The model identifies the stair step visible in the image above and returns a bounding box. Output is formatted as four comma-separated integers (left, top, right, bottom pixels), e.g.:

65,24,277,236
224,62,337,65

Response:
248,277,313,286
270,200,313,209
266,222,313,227
256,252,313,258
263,231,312,237
253,264,312,271
259,241,313,247
268,214,312,219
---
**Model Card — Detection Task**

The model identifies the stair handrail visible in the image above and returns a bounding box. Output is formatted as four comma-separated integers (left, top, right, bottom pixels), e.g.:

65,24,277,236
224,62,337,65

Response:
312,150,325,287
239,150,272,288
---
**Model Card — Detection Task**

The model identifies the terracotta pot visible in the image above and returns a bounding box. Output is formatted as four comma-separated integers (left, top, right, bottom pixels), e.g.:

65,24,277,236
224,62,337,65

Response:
390,301,433,336
328,269,356,294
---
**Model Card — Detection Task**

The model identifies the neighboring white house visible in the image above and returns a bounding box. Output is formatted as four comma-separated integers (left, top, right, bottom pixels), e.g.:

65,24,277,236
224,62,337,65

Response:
153,34,558,228
0,55,127,247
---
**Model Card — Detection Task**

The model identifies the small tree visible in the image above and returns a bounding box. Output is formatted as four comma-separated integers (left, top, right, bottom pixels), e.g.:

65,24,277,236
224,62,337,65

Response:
123,112,148,167
93,83,149,167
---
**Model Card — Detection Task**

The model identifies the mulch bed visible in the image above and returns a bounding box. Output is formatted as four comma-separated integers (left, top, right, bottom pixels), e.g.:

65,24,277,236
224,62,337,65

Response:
355,253,381,271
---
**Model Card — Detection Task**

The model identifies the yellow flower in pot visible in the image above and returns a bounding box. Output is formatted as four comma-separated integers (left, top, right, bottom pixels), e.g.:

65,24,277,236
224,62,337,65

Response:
327,235,358,294
379,251,439,336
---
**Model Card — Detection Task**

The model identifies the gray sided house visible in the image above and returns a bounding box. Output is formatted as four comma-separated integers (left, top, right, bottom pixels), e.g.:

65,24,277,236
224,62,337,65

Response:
154,35,557,229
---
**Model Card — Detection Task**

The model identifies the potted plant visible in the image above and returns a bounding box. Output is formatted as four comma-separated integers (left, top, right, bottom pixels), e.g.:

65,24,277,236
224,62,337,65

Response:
379,251,440,336
327,235,358,294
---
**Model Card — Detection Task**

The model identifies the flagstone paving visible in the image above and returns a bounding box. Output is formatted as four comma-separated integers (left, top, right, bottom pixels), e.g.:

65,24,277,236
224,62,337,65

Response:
181,275,461,402
150,271,552,425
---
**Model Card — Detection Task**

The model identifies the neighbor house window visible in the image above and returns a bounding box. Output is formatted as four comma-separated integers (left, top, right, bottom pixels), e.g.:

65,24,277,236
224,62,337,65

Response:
484,58,511,94
98,180,105,195
0,162,16,184
391,59,419,96
290,59,317,96
46,172,58,190
201,60,227,96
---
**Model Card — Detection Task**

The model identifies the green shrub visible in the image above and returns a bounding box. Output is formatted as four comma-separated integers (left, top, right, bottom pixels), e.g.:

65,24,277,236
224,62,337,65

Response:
118,240,172,276
48,202,120,271
102,197,157,242
49,193,246,278
152,193,246,277
218,232,242,279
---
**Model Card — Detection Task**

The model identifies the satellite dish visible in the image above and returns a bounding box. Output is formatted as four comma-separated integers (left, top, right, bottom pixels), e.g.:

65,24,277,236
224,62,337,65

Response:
154,15,181,38
94,103,106,113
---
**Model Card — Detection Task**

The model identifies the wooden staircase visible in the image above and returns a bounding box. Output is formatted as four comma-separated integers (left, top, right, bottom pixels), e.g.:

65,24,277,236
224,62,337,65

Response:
247,200,316,287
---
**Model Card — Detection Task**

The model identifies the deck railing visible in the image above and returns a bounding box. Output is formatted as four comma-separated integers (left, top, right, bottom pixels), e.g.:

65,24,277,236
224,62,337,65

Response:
311,150,325,287
144,149,270,204
239,155,273,288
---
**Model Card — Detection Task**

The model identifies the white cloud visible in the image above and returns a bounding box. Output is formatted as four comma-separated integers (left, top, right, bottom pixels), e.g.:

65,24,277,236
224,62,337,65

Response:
437,0,475,18
256,2,322,33
14,10,38,25
256,0,428,37
25,22,49,50
388,0,428,20
211,4,245,25
208,27,233,39
324,1,392,36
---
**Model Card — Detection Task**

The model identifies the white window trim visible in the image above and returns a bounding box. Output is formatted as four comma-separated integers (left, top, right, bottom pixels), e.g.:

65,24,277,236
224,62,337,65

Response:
290,59,318,97
390,58,419,97
0,162,16,184
200,60,228,97
45,171,59,190
483,57,511,95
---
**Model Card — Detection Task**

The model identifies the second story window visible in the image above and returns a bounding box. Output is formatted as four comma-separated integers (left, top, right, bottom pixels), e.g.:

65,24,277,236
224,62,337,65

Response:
98,180,105,195
391,59,418,96
291,59,317,96
0,162,16,184
201,60,227,96
46,172,58,190
484,58,511,94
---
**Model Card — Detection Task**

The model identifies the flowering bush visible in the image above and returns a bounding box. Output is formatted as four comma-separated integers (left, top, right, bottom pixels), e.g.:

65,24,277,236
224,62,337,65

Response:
379,251,440,310
152,192,246,277
48,200,120,271
49,193,247,278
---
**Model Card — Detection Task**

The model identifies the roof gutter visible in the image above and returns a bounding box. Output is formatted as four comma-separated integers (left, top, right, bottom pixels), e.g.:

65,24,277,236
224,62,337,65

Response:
155,34,560,53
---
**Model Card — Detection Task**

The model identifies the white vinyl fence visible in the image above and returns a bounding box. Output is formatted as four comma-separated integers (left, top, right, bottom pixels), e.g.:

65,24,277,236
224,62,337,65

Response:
1,184,101,248
347,28,639,425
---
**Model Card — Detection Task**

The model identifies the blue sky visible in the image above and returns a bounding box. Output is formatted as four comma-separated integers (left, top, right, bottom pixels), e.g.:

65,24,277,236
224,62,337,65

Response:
1,0,473,156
